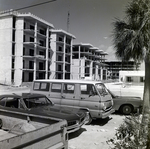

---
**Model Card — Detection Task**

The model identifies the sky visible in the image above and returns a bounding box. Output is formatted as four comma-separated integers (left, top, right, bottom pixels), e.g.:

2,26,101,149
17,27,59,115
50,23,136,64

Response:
0,0,132,61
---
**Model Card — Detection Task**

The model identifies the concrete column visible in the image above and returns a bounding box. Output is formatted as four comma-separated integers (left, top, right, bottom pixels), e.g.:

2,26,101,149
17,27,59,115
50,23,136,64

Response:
90,61,93,78
14,18,24,86
79,46,81,79
63,35,66,79
70,37,73,79
49,34,56,79
45,27,49,79
34,22,37,80
0,17,13,85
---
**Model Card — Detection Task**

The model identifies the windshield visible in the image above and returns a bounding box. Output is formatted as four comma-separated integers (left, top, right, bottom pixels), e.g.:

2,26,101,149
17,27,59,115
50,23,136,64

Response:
95,83,109,96
107,89,116,98
23,96,52,109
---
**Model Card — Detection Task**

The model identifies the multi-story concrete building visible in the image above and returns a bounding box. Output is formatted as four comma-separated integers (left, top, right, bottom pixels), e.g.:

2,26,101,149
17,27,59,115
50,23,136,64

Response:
72,43,108,80
50,29,75,79
105,61,140,79
0,10,54,86
0,10,109,86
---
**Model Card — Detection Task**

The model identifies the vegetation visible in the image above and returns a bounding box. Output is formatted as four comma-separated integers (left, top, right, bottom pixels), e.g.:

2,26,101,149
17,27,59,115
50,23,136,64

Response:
111,0,150,148
107,115,148,149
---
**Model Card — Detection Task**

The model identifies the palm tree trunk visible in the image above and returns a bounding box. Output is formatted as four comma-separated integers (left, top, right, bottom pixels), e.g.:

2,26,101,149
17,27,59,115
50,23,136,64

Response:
142,60,150,120
142,59,150,149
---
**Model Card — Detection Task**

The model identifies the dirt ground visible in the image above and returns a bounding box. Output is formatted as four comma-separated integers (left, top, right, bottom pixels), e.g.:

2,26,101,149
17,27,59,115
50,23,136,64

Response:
68,114,125,149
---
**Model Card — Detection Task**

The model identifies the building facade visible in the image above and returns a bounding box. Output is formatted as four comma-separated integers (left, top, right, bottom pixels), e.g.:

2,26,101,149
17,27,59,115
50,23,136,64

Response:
0,10,54,85
50,29,75,79
119,71,145,86
105,61,140,79
72,43,108,80
0,10,109,86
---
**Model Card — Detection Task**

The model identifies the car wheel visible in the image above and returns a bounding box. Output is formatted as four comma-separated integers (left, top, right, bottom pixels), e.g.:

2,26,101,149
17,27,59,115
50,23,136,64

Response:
120,105,133,115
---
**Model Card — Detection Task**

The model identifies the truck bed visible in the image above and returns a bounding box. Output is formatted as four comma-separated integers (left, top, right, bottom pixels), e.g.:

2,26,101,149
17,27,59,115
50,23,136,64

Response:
0,111,68,149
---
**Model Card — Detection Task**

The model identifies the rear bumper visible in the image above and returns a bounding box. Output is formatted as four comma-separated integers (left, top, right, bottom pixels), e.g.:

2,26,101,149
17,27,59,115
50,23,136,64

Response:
134,106,143,113
101,108,115,119
67,112,89,133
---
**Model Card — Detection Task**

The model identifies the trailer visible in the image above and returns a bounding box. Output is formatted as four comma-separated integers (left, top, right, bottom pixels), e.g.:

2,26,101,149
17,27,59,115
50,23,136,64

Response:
0,108,68,149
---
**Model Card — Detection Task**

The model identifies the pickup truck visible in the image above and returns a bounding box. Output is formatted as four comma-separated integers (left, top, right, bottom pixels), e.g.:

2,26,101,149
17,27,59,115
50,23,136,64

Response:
0,108,68,149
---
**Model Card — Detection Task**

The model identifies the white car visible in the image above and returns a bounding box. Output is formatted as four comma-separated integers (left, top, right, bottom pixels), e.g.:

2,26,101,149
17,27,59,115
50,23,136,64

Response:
108,89,143,115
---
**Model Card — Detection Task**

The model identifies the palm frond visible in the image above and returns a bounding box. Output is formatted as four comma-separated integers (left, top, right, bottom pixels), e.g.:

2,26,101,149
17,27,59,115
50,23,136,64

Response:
112,0,150,62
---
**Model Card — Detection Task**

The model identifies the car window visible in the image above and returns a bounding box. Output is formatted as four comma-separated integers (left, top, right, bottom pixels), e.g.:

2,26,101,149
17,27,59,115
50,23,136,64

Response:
0,97,25,109
95,83,108,96
80,84,97,95
0,97,9,106
51,83,62,93
33,82,50,91
63,84,74,94
23,97,52,108
0,97,18,108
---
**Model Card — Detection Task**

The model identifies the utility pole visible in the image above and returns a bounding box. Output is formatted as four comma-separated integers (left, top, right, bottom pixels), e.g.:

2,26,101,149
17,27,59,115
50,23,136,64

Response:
67,11,70,32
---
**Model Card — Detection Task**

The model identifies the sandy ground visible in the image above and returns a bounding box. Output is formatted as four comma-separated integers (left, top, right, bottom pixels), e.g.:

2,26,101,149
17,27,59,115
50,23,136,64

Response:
68,114,125,149
0,84,30,95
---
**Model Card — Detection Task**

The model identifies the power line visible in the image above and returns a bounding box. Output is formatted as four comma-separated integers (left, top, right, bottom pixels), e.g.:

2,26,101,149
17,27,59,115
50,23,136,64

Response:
0,0,57,14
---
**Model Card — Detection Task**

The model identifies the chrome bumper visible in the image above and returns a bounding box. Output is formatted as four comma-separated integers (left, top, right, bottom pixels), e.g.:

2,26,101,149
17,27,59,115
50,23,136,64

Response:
101,108,115,119
67,112,89,133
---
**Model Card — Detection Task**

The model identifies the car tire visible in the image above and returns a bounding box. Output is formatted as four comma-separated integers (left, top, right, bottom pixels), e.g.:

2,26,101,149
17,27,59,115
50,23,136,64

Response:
120,105,133,115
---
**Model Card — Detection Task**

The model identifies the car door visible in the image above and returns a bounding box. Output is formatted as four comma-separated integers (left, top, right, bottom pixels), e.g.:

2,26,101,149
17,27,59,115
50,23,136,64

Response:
48,83,62,105
60,83,76,107
79,84,100,111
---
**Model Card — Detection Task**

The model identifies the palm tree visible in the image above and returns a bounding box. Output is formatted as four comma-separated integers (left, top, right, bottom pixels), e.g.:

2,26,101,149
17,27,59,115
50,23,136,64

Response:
112,0,150,148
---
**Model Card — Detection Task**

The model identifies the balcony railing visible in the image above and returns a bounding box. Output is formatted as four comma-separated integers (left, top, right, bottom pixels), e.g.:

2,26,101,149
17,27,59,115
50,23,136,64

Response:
35,55,45,59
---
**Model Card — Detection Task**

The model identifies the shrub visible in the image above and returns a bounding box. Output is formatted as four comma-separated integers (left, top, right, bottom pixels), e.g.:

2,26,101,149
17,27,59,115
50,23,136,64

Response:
107,115,147,149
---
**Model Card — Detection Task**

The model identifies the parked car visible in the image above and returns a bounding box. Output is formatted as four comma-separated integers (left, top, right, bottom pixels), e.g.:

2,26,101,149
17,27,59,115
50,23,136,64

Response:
108,89,143,115
0,93,89,133
31,79,115,123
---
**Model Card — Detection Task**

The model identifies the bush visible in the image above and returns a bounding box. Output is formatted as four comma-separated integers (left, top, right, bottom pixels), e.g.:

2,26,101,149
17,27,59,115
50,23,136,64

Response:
107,115,147,149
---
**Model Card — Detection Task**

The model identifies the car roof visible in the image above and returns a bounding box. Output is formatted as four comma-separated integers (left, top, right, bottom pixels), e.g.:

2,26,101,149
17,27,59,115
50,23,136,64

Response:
0,93,46,99
34,79,102,85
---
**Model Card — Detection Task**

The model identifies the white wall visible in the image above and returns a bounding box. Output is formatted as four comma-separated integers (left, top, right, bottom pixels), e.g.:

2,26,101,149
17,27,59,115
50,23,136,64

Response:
14,18,24,86
119,70,145,85
80,59,85,78
49,34,56,79
0,16,13,85
72,59,80,79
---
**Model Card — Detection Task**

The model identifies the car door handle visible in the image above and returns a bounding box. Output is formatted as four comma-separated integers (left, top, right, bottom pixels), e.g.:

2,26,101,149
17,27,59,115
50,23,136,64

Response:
61,95,65,98
81,97,85,99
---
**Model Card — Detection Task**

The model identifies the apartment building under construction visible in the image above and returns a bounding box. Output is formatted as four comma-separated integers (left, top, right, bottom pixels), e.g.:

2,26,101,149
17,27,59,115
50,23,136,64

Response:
0,10,109,86
0,10,54,86
50,29,75,80
72,43,108,80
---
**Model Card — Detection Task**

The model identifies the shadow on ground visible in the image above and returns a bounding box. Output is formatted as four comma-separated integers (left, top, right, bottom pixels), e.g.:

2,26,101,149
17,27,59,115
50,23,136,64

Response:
69,128,87,140
112,110,142,116
90,117,112,126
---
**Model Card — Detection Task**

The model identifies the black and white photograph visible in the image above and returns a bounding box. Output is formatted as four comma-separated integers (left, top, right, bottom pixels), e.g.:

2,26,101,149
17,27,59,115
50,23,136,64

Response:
0,0,148,148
